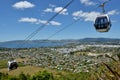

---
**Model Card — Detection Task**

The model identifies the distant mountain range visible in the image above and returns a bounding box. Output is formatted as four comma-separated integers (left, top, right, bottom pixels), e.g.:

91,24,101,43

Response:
0,38,120,48
79,38,120,42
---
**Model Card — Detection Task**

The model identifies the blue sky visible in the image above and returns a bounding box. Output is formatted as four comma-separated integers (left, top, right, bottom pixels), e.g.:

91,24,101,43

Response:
0,0,120,42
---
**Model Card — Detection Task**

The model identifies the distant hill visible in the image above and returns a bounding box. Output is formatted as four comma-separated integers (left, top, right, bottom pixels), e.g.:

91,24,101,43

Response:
79,38,120,42
0,38,120,48
0,40,67,48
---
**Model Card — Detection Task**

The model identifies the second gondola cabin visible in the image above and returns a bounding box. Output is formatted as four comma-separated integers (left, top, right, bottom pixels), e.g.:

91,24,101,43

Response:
94,14,111,32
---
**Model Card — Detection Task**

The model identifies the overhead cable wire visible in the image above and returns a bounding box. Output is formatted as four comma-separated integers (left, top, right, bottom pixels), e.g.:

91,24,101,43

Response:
13,0,74,49
46,19,81,40
8,0,74,59
25,0,74,41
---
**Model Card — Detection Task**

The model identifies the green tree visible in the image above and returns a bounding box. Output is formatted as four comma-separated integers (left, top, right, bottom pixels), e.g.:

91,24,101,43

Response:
31,70,54,80
19,72,27,80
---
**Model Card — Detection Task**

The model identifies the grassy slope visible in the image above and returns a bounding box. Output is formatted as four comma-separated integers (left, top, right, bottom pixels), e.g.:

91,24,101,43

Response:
0,66,67,77
0,66,96,80
0,60,8,69
0,59,70,78
2,60,119,79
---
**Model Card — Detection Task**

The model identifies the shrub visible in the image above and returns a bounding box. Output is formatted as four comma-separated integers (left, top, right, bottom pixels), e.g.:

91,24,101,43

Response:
31,70,54,80
19,72,27,80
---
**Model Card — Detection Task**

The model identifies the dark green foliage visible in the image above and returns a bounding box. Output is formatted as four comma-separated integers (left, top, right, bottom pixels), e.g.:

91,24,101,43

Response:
0,72,9,80
0,71,54,80
8,77,18,80
31,70,54,80
19,72,27,80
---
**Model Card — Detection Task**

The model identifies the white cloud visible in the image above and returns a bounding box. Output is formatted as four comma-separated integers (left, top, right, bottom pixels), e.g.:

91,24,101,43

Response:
72,10,100,22
18,17,61,26
44,8,53,12
18,17,37,23
43,6,68,15
37,19,48,25
49,4,56,8
54,7,68,15
13,1,35,9
107,10,120,15
72,10,120,22
80,0,96,6
50,21,61,26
